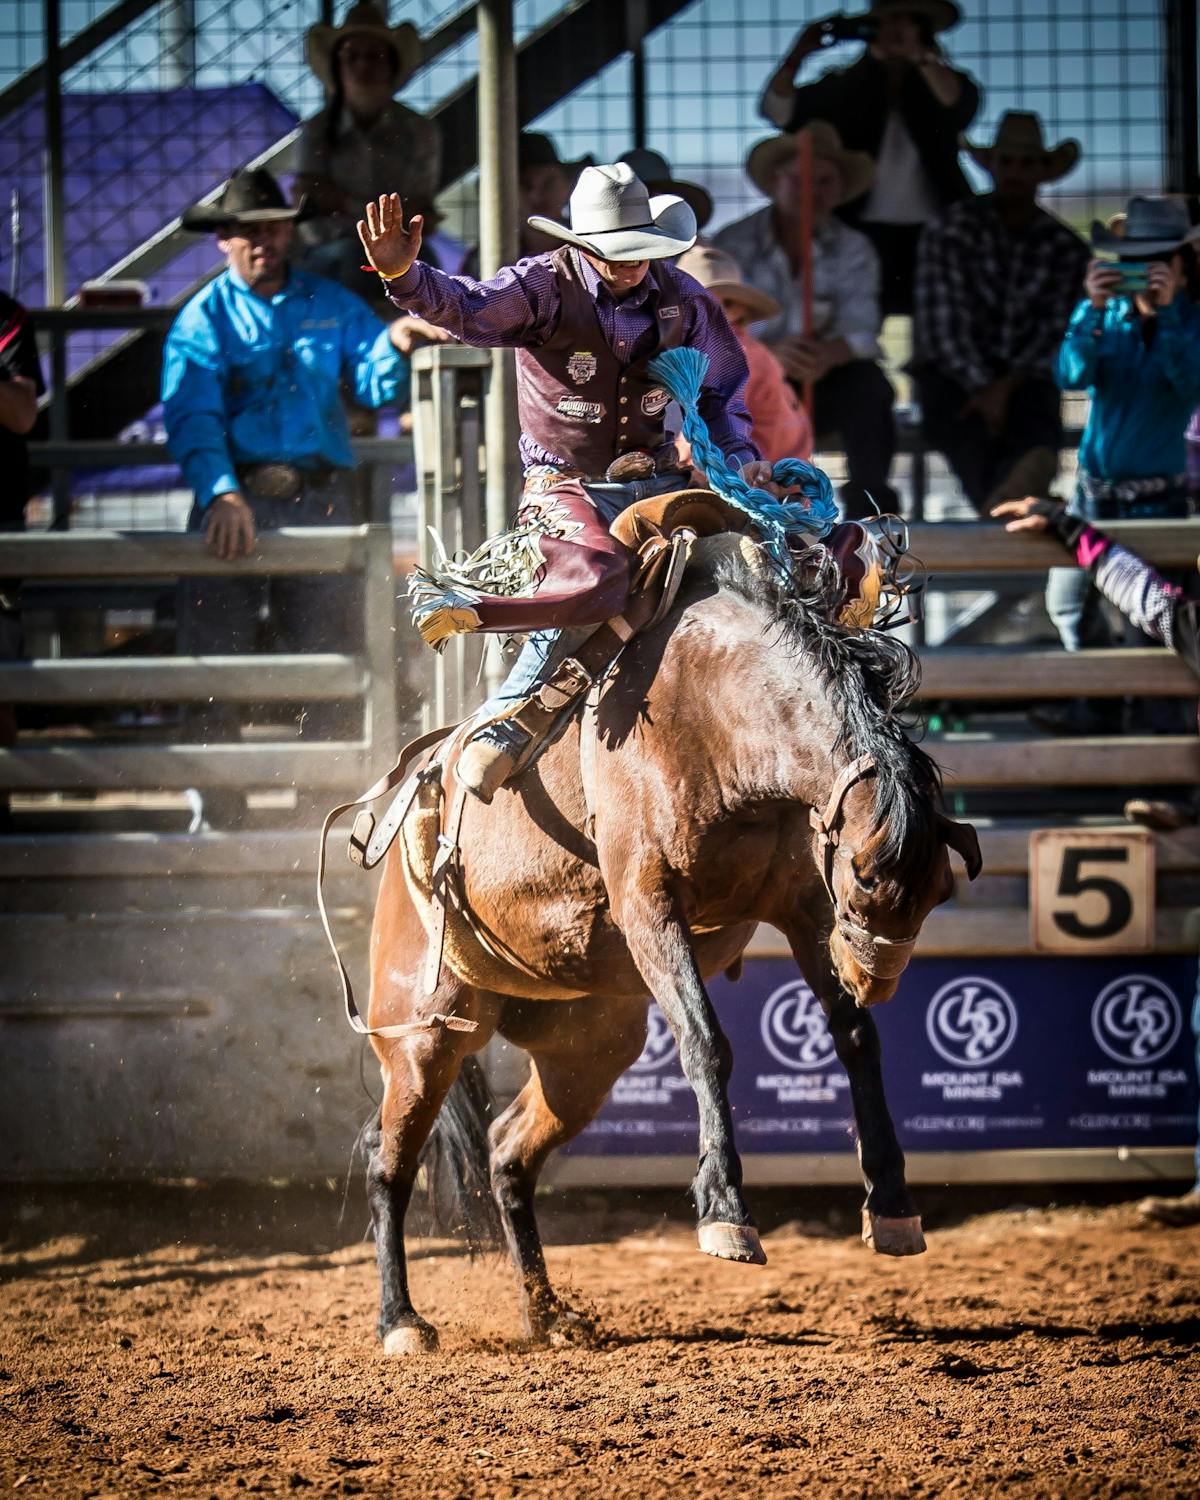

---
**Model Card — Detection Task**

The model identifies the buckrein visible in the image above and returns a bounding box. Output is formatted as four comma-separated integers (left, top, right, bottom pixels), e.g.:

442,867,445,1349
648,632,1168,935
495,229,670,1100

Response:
809,753,918,978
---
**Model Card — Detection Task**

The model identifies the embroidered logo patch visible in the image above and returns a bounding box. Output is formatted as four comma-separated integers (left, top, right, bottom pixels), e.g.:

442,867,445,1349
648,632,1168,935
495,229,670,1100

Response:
641,387,670,417
659,305,681,319
556,396,605,425
566,350,598,385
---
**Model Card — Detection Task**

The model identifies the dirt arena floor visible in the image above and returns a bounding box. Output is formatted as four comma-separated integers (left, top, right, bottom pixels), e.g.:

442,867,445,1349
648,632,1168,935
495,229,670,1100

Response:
1,1184,1197,1499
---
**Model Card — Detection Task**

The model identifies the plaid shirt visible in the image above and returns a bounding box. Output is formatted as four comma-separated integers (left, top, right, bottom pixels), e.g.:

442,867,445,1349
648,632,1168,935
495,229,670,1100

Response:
913,195,1089,392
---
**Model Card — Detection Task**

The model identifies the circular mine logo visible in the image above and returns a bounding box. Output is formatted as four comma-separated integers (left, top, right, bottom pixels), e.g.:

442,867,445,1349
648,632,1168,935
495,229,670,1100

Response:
1091,975,1182,1065
925,976,1017,1068
630,1004,679,1073
760,980,836,1071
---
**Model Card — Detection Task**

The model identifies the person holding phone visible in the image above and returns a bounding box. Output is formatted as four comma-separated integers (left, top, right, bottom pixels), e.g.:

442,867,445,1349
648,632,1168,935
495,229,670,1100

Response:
1042,197,1200,735
758,0,980,315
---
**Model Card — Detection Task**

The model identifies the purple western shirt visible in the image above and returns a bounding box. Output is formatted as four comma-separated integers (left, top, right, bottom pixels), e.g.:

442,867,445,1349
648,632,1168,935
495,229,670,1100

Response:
384,249,759,471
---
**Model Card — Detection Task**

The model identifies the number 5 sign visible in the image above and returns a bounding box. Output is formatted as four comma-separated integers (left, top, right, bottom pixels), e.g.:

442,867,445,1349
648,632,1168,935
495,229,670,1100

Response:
1029,829,1154,954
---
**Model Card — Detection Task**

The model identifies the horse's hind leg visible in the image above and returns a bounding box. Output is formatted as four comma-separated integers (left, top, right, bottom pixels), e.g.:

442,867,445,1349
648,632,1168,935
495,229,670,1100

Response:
826,990,925,1257
367,985,500,1355
490,994,649,1344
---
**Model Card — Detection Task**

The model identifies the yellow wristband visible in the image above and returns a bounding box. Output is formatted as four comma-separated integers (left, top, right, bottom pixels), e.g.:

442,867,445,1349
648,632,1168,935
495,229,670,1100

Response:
361,262,412,282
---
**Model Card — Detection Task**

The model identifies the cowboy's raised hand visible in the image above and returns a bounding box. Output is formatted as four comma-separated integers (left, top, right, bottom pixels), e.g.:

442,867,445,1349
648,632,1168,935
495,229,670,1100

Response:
357,192,423,280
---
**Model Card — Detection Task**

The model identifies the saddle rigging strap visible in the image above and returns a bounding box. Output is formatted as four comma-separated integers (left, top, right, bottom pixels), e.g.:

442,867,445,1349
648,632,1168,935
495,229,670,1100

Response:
315,724,480,1040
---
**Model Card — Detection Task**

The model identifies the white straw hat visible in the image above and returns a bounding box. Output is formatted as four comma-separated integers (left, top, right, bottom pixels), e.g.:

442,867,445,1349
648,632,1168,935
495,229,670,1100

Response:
527,163,697,262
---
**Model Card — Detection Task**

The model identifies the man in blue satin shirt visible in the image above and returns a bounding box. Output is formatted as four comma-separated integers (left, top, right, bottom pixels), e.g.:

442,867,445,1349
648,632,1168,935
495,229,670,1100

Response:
163,168,436,826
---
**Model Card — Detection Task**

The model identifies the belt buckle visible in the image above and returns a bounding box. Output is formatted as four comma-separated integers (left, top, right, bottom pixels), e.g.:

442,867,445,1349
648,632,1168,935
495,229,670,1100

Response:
243,463,302,501
605,450,656,483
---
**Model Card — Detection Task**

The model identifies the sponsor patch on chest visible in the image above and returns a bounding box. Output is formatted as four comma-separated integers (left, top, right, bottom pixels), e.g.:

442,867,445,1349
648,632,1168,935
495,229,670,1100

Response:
556,396,605,425
566,350,598,385
640,386,670,417
659,305,681,319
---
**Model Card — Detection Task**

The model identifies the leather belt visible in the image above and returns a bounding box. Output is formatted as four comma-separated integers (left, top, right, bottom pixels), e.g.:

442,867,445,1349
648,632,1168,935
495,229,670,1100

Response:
236,462,341,501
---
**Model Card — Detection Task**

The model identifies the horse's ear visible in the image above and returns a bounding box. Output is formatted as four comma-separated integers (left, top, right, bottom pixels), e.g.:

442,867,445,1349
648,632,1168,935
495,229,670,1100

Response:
939,815,982,881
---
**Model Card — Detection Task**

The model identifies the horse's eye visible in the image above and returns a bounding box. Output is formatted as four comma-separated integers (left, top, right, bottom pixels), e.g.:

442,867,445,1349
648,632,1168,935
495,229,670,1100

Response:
853,866,877,893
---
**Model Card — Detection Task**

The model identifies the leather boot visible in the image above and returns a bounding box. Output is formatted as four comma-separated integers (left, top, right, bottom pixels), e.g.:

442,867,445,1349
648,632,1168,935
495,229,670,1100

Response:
456,718,533,804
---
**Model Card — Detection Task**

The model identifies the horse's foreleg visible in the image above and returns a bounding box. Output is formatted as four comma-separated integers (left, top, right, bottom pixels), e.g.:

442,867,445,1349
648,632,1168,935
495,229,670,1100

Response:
369,1001,496,1355
491,996,648,1343
621,902,762,1264
825,990,926,1257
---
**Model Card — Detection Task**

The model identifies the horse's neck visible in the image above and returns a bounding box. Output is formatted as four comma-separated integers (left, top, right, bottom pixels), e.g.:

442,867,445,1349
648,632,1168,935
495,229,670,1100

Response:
717,632,846,815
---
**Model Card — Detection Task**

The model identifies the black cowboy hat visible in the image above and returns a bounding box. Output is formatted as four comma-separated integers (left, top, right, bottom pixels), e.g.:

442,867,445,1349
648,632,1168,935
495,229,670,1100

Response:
617,147,713,231
518,131,594,178
181,168,313,231
1091,196,1200,259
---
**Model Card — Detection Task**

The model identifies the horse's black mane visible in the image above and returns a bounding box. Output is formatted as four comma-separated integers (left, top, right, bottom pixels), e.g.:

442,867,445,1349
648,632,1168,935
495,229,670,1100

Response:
713,545,944,876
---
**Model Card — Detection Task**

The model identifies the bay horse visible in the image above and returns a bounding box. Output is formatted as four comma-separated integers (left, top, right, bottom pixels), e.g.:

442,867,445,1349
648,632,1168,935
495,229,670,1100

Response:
362,536,981,1354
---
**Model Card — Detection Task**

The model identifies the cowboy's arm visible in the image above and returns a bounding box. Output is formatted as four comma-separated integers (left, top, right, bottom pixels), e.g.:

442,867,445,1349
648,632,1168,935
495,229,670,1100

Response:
995,499,1196,668
381,257,557,348
333,282,412,408
691,297,760,467
915,215,991,390
161,309,240,507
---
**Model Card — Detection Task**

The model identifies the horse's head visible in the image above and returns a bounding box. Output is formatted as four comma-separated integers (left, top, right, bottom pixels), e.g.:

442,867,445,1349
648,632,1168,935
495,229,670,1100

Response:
813,756,982,1007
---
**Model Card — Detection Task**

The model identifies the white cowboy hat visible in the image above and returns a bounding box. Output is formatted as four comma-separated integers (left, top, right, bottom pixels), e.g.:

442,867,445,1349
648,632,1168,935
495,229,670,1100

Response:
1091,196,1200,258
305,2,422,92
527,163,697,262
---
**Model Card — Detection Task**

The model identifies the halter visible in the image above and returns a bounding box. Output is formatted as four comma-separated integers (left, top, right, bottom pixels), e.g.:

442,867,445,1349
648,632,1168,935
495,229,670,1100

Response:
809,753,919,981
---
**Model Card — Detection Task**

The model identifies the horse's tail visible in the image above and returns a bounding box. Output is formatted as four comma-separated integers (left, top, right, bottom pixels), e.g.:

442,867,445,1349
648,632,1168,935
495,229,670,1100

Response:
419,1054,503,1254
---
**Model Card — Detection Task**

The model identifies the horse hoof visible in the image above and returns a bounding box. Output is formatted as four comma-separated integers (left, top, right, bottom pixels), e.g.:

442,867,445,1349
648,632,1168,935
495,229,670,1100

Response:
698,1222,768,1265
546,1308,598,1349
381,1321,439,1357
862,1210,926,1257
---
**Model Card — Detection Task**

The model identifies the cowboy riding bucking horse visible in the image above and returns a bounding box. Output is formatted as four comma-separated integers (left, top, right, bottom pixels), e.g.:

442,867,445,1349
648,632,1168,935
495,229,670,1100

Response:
357,162,901,802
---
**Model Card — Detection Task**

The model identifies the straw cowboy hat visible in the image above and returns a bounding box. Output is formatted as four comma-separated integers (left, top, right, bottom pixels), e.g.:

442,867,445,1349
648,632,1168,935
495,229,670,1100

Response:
1091,196,1200,258
306,2,422,92
746,123,875,204
527,162,697,262
618,147,713,231
865,0,962,33
964,111,1081,184
676,244,780,322
181,168,311,231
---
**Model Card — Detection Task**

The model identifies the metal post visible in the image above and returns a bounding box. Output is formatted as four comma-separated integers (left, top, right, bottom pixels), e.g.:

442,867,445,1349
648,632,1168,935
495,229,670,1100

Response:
626,0,648,149
43,0,67,308
363,525,400,773
477,0,519,545
160,0,197,89
1164,0,1199,195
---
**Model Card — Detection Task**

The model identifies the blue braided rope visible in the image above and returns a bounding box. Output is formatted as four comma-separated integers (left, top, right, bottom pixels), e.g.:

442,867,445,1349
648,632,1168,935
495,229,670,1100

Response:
648,347,838,567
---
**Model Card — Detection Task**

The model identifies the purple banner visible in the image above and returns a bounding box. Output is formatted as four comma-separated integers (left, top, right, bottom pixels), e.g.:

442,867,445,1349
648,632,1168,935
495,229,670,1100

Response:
567,956,1199,1156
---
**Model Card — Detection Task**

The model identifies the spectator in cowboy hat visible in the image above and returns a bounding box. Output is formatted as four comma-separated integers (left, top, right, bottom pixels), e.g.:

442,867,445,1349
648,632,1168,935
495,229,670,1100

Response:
295,3,448,300
165,167,444,826
674,243,812,466
518,132,594,257
359,163,766,799
617,147,713,234
759,0,980,315
912,110,1089,514
713,122,898,519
